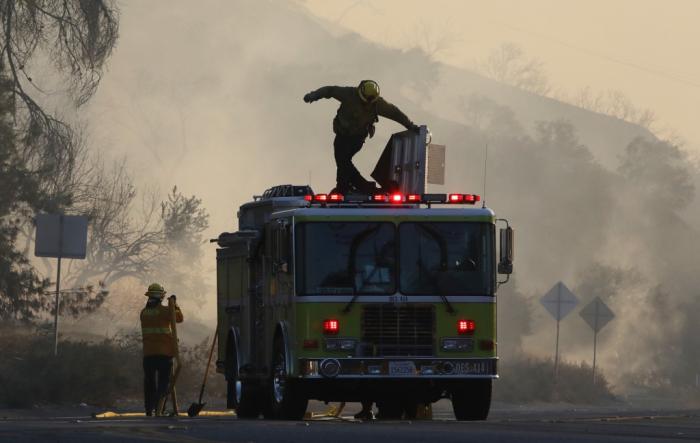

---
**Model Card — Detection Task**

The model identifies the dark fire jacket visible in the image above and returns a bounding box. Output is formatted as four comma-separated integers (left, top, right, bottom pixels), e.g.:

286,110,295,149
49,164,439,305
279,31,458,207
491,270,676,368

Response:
309,86,415,137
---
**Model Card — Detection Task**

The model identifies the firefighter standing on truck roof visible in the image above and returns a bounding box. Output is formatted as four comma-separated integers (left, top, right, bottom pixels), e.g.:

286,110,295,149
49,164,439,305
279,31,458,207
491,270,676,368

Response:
140,283,183,416
303,80,419,194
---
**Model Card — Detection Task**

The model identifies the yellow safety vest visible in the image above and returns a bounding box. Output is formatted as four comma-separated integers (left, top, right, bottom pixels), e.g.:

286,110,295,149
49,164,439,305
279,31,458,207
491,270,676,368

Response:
140,303,183,357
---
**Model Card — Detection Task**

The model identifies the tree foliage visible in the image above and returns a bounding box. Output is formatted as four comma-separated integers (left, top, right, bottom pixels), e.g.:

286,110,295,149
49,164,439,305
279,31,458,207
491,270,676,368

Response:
58,178,210,316
0,0,119,322
480,43,551,96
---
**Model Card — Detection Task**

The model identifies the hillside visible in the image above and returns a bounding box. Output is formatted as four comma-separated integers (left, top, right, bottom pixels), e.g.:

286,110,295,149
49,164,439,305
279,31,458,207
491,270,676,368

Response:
83,0,700,391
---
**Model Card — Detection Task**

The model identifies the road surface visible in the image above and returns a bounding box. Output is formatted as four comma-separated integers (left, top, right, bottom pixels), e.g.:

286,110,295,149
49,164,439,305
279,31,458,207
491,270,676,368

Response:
1,400,698,442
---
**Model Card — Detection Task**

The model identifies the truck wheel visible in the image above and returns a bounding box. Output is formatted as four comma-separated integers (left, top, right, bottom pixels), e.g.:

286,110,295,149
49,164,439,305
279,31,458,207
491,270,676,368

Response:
451,379,492,421
232,380,260,419
267,337,308,420
227,339,260,418
376,400,403,420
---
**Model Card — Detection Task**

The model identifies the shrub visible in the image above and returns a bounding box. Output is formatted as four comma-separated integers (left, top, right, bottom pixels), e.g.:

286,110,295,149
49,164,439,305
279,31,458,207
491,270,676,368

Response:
494,354,617,404
0,327,225,408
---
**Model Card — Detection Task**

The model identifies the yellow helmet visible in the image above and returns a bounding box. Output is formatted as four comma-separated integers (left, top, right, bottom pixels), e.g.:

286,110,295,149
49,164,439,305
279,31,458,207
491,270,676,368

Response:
358,80,380,103
145,282,166,297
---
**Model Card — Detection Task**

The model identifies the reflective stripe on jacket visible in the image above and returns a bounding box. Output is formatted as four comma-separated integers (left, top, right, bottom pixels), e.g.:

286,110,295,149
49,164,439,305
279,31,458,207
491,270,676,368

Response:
140,302,183,357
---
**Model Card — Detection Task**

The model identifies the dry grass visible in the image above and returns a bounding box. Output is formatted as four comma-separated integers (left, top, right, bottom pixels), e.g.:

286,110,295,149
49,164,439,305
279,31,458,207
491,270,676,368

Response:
495,354,617,404
0,326,225,408
1,326,616,408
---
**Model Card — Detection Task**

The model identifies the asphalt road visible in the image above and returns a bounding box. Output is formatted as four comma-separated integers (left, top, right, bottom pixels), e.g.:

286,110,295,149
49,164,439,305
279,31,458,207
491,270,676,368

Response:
2,401,699,443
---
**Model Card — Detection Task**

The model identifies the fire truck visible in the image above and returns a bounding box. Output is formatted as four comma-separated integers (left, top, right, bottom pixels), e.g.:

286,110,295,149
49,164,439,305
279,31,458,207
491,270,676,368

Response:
214,127,514,420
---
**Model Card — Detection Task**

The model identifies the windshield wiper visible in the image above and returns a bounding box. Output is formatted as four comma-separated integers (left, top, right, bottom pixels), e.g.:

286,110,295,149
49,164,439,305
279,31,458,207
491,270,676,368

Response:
417,259,455,314
416,225,455,314
343,224,382,313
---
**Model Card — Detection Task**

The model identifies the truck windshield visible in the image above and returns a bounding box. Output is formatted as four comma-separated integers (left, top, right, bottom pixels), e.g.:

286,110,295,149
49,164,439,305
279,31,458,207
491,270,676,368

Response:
399,222,493,295
295,222,396,295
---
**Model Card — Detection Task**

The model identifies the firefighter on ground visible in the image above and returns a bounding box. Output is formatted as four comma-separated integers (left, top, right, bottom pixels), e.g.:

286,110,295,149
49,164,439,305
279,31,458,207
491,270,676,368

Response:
303,80,419,194
140,283,183,416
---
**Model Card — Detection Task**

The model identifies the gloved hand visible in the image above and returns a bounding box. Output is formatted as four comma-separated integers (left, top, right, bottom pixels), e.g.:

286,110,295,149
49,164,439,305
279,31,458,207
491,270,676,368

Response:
168,294,177,301
303,92,318,103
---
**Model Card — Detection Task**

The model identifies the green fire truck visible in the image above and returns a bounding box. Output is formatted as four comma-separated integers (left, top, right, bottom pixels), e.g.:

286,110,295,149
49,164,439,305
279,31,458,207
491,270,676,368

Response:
214,129,514,420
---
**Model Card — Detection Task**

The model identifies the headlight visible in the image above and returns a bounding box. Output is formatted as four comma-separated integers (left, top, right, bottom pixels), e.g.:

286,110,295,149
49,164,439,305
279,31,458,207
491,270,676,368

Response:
441,338,474,352
325,338,357,351
326,338,357,351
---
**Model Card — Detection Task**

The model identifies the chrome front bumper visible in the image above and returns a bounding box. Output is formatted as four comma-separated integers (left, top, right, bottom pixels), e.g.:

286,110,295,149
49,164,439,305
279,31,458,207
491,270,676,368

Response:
298,357,498,379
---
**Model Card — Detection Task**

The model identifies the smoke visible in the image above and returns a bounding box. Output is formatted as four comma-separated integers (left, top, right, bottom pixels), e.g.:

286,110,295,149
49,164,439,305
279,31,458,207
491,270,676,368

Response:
77,0,700,394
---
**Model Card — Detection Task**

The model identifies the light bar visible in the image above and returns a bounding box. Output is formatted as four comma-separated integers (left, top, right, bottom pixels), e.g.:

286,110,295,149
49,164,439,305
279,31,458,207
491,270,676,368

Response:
304,192,482,205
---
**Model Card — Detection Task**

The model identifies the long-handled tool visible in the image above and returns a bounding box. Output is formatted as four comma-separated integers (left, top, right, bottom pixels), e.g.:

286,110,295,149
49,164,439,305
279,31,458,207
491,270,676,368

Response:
157,296,182,416
187,331,218,417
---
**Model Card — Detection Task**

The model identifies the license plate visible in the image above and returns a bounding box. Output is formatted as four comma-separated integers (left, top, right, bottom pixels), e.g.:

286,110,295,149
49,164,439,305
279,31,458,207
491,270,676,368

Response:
452,361,490,375
389,361,416,376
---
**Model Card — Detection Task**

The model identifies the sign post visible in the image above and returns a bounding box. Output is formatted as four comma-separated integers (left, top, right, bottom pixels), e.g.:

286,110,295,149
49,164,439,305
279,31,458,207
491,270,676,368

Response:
579,297,615,383
35,214,88,356
540,282,579,379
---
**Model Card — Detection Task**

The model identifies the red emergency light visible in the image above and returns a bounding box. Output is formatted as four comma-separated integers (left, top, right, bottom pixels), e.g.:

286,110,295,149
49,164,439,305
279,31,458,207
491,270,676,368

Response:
447,194,481,205
323,319,340,335
457,319,475,335
306,192,482,205
328,193,344,202
406,194,421,202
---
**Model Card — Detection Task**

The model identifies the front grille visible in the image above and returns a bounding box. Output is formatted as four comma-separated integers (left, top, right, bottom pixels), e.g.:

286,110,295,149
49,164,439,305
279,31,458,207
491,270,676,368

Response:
362,304,435,356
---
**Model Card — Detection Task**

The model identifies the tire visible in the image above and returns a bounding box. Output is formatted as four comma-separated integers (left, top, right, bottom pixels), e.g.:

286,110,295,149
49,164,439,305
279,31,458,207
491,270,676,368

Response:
451,379,492,421
376,400,403,420
266,337,308,420
226,335,260,418
232,380,260,419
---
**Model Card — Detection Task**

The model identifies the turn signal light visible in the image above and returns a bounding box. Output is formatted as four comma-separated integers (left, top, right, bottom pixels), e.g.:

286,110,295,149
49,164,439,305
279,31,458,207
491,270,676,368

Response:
457,319,475,334
479,339,495,351
323,319,339,335
303,339,319,349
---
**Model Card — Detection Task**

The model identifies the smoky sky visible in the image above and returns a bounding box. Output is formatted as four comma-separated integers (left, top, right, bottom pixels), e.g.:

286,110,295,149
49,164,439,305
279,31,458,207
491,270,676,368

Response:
77,0,699,390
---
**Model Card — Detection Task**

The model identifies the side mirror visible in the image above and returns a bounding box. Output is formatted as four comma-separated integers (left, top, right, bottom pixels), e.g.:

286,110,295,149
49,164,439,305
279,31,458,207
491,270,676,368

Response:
498,227,514,274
